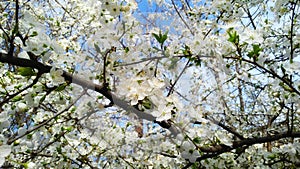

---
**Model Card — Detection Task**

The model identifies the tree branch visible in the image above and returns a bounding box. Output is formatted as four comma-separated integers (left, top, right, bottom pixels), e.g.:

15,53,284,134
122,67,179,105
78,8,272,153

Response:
183,132,300,168
224,56,300,96
0,52,180,137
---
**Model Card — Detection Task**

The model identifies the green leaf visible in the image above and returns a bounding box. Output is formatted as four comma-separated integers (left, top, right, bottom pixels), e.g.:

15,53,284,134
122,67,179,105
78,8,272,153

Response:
56,146,62,153
248,44,262,59
252,44,262,54
26,134,33,139
142,100,152,109
152,30,168,45
191,162,200,169
161,31,168,44
193,137,201,144
40,95,46,102
279,82,294,92
12,26,18,35
64,126,73,132
56,20,60,27
12,95,22,102
17,67,36,77
29,31,38,37
152,33,161,43
182,45,191,55
227,28,239,44
94,43,101,53
126,122,132,127
55,83,68,92
124,46,129,53
267,154,276,160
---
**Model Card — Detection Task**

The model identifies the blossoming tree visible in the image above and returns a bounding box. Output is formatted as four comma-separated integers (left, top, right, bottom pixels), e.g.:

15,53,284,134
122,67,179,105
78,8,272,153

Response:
0,0,299,168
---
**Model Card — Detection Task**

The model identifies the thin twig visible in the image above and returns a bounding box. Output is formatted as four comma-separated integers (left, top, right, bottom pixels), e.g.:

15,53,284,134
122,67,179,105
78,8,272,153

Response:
224,56,300,96
242,4,256,29
7,90,86,144
171,0,194,36
0,73,41,107
167,59,190,96
289,0,297,61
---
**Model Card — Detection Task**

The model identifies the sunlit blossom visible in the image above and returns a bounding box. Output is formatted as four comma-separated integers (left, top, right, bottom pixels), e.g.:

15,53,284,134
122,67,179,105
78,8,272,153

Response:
50,67,65,85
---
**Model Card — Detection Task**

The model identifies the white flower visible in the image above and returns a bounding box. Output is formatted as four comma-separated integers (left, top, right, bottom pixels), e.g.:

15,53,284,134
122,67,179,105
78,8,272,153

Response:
180,141,200,163
65,132,80,147
0,112,9,123
24,91,39,107
148,91,164,106
50,67,65,85
118,77,152,105
18,125,27,135
240,28,264,45
26,162,36,169
152,105,173,121
0,112,10,130
0,144,11,167
280,143,297,154
102,1,120,17
17,102,27,112
283,61,300,74
18,51,30,59
147,78,165,88
215,131,233,147
127,0,138,10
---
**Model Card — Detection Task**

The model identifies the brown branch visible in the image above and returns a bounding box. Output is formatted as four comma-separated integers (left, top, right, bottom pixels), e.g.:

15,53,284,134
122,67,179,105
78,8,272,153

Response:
289,0,297,61
201,117,245,140
0,53,52,72
8,0,19,57
183,132,300,169
242,4,257,29
102,46,116,86
224,56,300,96
0,52,180,136
158,152,177,158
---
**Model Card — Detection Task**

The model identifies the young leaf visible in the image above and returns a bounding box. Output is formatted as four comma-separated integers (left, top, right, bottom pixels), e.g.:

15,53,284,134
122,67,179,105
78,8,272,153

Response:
252,44,262,54
17,67,36,77
227,28,239,44
193,137,201,144
124,46,129,53
29,31,38,37
152,33,160,42
248,44,262,60
94,43,101,53
55,83,68,92
12,95,22,102
152,30,168,45
161,31,168,44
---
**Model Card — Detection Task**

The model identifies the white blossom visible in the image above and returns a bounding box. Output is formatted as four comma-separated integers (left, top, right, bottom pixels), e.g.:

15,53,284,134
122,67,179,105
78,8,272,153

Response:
50,67,65,85
0,144,11,167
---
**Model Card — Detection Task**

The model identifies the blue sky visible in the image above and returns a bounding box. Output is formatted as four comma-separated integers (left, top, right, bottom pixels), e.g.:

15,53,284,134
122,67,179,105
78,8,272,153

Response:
137,0,149,11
